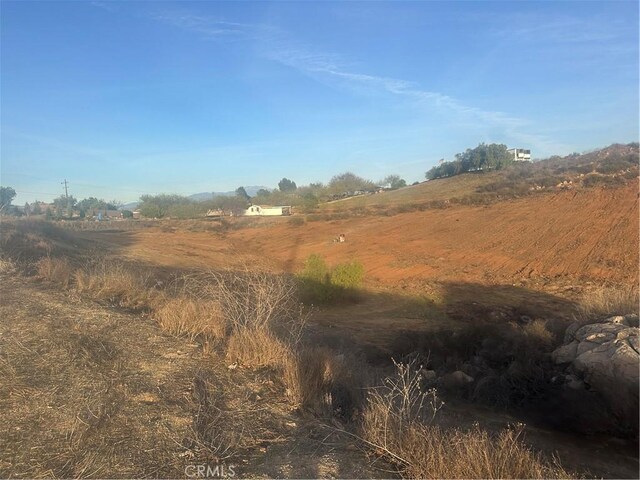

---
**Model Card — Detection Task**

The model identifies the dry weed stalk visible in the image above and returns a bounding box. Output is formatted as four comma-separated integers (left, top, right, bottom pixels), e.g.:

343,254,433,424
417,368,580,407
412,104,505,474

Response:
36,256,74,287
171,267,304,336
74,259,159,310
360,360,573,479
576,285,639,323
155,297,226,340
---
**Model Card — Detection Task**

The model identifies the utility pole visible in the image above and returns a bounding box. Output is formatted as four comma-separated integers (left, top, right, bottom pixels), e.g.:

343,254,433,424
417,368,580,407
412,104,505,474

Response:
61,179,70,217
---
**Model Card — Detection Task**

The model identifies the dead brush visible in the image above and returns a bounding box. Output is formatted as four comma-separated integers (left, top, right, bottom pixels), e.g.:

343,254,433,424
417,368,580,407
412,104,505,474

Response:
522,318,555,348
0,256,16,274
170,268,305,336
36,256,74,287
361,360,573,479
283,346,367,416
576,285,639,323
155,297,227,341
225,327,293,369
74,259,160,310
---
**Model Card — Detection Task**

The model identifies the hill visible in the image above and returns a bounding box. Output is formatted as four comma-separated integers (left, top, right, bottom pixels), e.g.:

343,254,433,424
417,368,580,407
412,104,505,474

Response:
320,143,638,213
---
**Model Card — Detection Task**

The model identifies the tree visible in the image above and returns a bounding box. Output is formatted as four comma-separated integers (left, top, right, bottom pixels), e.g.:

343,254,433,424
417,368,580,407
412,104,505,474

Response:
256,188,270,197
211,195,249,216
235,186,250,200
76,197,118,214
32,201,42,215
278,178,297,192
53,194,77,217
425,143,513,180
328,172,374,194
138,194,191,218
0,186,16,212
382,175,407,190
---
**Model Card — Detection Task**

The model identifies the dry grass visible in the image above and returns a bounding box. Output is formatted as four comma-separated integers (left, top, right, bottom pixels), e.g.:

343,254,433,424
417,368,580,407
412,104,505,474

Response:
577,285,639,322
36,256,74,287
170,269,304,334
74,260,160,310
361,360,573,479
522,318,555,347
155,297,227,341
0,256,17,274
282,346,368,417
225,328,293,369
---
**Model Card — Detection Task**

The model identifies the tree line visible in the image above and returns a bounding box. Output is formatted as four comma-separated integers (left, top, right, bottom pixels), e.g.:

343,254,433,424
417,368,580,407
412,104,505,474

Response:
426,143,515,180
1,170,411,219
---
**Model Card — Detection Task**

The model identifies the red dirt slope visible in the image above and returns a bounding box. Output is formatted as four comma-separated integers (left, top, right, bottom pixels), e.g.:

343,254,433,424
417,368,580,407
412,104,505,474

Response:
81,183,638,288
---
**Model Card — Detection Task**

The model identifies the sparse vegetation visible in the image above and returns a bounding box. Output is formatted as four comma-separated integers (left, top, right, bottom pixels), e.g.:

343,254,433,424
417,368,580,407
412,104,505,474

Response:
36,256,74,288
74,260,160,311
298,254,365,304
2,143,637,478
361,360,573,479
576,285,639,323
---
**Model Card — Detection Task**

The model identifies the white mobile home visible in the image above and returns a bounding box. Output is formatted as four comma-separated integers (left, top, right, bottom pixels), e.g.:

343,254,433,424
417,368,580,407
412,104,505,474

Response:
244,205,291,216
507,148,532,162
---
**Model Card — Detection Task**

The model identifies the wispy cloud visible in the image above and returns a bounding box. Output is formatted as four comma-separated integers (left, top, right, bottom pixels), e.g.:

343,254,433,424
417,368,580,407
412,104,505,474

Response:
264,40,570,155
150,12,255,38
118,7,572,156
492,14,625,44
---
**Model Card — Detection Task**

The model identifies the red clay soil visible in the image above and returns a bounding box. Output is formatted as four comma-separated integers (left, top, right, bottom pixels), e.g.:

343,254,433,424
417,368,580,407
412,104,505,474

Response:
85,183,638,289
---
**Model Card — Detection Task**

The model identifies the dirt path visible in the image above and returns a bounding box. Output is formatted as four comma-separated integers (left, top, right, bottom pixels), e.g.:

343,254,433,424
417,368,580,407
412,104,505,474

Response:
0,274,390,478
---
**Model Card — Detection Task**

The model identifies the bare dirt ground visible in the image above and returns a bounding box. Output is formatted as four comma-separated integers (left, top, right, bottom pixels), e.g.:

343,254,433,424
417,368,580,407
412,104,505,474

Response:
0,274,388,479
76,183,637,285
73,183,638,350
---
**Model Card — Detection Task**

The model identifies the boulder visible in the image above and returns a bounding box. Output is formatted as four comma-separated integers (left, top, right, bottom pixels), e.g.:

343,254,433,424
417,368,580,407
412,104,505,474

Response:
623,314,639,328
553,316,639,425
552,341,578,364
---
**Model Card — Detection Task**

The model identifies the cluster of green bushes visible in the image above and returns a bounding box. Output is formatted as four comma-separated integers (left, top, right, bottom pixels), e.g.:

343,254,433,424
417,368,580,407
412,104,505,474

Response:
297,254,364,304
138,194,248,219
426,143,514,180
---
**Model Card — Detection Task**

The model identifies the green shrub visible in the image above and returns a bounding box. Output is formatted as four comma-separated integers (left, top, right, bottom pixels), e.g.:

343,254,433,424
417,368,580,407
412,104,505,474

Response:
288,216,305,226
301,254,329,283
297,254,364,304
330,261,364,289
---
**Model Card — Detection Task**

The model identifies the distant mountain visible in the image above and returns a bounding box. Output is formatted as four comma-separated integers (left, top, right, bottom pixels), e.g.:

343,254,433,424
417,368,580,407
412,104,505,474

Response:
119,186,270,209
188,186,269,202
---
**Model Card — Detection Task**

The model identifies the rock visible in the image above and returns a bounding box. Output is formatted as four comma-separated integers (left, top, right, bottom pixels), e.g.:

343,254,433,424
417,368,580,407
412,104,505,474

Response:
552,341,578,364
607,315,627,325
574,322,626,343
564,321,581,343
442,370,474,389
564,374,585,390
623,314,639,328
553,317,639,426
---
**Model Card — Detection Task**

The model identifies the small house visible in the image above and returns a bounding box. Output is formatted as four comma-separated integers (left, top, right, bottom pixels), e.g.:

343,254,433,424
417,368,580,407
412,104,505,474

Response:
244,205,291,216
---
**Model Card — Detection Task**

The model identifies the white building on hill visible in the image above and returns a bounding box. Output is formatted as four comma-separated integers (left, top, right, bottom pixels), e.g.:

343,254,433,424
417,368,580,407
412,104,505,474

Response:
507,148,532,162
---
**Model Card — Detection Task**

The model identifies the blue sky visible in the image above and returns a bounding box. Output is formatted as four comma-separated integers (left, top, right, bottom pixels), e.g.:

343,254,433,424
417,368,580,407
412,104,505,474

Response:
1,1,638,204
